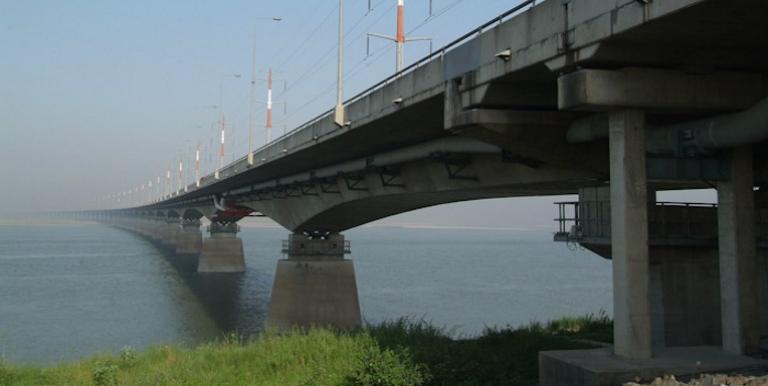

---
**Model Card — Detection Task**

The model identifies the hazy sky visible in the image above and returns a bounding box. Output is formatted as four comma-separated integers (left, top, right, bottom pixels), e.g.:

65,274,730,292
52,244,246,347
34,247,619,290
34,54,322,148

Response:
0,0,714,227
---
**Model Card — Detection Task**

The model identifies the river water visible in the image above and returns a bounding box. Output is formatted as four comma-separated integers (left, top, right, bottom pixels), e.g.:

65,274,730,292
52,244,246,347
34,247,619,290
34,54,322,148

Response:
0,219,611,364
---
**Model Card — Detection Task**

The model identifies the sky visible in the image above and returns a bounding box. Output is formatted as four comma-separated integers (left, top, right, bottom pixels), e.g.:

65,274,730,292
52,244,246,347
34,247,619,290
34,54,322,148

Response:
0,0,714,228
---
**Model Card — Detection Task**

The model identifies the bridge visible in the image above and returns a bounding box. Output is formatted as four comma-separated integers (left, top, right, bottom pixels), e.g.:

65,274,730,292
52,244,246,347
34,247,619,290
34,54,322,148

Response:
76,0,768,383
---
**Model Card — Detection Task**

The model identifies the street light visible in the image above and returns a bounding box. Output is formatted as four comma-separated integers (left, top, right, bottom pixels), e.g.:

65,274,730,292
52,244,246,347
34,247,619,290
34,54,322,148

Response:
215,73,241,179
334,0,345,127
248,16,283,166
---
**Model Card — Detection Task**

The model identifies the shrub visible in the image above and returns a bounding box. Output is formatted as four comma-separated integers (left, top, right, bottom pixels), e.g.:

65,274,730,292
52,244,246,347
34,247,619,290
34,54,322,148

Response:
347,345,428,386
119,346,137,366
92,361,118,386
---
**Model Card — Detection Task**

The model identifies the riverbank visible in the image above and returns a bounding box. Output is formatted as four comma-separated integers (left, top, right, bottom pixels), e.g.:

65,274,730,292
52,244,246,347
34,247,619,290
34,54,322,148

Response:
0,314,611,386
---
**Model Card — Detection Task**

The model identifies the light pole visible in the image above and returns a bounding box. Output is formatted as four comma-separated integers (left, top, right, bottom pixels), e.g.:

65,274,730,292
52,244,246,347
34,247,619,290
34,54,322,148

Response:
367,0,432,73
249,16,283,165
216,73,241,179
334,0,345,127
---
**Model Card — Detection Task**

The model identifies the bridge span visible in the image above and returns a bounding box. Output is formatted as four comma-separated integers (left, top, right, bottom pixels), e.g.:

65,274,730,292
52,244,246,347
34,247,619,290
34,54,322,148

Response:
76,0,768,383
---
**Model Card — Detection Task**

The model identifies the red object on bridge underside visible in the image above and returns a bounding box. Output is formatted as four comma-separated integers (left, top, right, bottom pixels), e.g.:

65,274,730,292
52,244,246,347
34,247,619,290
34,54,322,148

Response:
212,205,253,223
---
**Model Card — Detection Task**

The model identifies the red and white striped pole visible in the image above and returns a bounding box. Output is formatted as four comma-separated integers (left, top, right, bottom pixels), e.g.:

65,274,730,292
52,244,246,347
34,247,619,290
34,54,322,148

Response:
195,142,201,187
217,117,226,178
178,159,183,193
396,0,405,71
266,68,273,143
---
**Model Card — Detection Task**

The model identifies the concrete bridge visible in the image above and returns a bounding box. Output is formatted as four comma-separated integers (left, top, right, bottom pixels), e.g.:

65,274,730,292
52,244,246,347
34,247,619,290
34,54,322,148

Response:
77,0,768,383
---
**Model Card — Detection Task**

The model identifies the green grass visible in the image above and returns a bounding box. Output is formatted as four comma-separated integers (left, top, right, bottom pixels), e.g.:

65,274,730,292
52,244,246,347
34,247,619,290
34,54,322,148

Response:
0,314,612,386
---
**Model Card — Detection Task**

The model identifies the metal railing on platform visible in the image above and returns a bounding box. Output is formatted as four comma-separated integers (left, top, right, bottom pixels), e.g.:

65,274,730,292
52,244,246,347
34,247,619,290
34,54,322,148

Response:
554,201,720,244
281,240,351,256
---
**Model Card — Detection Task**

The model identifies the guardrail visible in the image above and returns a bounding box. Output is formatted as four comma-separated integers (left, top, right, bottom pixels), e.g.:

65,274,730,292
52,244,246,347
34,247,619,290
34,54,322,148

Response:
131,0,540,207
203,1,540,188
554,201,720,243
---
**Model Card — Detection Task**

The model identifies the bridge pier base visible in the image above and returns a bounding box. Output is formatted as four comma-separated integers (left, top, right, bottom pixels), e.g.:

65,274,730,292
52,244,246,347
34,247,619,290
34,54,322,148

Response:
197,222,245,273
160,218,181,249
267,233,361,330
148,218,165,242
175,219,202,255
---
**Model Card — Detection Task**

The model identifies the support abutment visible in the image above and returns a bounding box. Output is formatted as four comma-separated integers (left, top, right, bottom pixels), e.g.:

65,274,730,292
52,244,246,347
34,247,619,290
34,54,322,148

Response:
197,222,245,273
717,146,760,355
175,219,203,255
161,218,181,248
267,233,361,330
609,110,653,359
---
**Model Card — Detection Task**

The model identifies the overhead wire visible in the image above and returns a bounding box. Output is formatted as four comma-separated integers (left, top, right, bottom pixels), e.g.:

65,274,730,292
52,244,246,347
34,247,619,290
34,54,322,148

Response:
273,3,339,71
281,0,469,126
269,0,328,64
275,0,395,102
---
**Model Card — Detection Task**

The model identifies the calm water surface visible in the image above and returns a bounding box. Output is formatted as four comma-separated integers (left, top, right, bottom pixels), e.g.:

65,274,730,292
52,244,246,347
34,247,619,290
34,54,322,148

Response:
0,221,612,364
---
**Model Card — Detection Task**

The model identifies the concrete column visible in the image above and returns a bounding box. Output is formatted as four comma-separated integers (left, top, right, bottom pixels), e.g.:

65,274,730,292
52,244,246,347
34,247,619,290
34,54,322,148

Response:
197,222,245,273
147,218,164,242
609,109,652,359
161,218,181,248
267,233,361,330
175,219,203,255
717,146,759,354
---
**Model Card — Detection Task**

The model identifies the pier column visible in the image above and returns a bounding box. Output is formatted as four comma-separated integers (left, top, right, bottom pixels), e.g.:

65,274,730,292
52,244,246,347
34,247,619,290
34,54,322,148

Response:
161,217,181,249
175,219,203,255
197,222,245,273
148,217,165,242
609,110,652,359
718,146,759,354
267,233,361,330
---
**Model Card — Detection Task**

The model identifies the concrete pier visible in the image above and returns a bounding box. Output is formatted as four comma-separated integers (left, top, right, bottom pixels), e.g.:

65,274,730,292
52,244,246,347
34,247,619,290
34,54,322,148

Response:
175,219,202,255
717,146,760,355
161,218,181,249
608,110,652,359
197,222,245,273
267,233,361,330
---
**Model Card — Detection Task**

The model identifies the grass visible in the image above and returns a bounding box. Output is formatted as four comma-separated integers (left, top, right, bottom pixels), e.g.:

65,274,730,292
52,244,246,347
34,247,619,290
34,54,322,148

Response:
0,314,612,386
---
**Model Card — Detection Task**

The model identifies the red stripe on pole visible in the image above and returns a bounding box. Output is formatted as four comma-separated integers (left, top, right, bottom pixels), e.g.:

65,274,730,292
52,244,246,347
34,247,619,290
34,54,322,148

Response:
396,3,405,43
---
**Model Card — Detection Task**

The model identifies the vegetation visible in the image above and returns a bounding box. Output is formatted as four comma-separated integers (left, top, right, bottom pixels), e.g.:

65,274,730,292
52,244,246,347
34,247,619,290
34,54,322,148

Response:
0,313,611,386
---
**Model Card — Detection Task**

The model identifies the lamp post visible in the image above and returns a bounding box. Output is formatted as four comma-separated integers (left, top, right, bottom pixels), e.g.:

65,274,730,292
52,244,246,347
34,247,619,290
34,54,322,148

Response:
248,16,283,166
215,73,241,179
334,0,345,127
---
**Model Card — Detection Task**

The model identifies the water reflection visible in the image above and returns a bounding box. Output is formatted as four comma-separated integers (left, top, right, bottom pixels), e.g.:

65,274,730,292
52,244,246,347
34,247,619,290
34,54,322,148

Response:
124,230,271,337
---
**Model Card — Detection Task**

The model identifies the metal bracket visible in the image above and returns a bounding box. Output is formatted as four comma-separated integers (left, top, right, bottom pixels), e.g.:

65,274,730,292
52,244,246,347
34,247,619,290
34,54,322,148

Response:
320,179,341,194
379,167,405,188
285,185,301,198
438,155,478,181
501,151,544,168
344,173,369,191
300,182,319,196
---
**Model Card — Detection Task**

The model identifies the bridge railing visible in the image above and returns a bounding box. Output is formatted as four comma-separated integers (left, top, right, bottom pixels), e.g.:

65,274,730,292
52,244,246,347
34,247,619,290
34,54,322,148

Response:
209,0,539,186
140,0,540,205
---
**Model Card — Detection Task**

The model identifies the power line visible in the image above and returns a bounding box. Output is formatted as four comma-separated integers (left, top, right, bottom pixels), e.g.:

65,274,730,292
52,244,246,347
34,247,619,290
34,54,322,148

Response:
275,1,396,102
274,3,339,70
282,41,394,125
269,0,327,63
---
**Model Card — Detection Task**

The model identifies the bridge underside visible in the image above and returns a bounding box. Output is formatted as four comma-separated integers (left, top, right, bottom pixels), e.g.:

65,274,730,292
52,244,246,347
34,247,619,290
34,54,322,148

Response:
84,0,768,383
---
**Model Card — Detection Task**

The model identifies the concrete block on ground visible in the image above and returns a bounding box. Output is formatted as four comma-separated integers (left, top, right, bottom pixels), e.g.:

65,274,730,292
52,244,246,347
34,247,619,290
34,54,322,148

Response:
539,347,768,386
